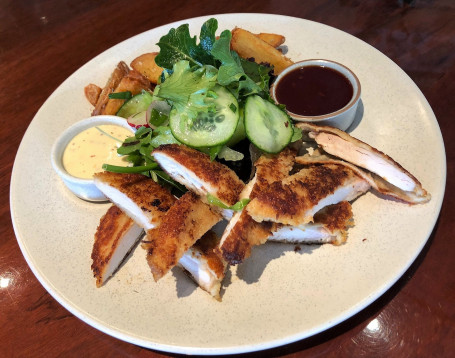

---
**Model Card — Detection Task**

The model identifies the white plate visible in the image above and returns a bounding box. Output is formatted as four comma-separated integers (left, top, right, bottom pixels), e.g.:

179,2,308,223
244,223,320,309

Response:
10,14,446,355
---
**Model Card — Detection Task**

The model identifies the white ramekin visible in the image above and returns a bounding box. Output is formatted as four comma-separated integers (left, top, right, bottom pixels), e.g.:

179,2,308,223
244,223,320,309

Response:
270,59,361,131
51,115,134,201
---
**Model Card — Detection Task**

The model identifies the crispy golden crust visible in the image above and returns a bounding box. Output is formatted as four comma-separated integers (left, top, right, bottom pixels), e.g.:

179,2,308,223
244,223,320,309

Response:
219,148,296,264
313,201,354,233
130,52,163,84
91,205,140,287
153,144,245,206
220,211,274,264
192,231,226,279
298,122,413,179
93,172,176,228
92,61,129,116
84,83,102,106
231,27,293,74
255,33,286,48
142,191,222,281
247,164,364,226
297,122,430,202
250,147,297,199
296,150,431,205
102,70,151,115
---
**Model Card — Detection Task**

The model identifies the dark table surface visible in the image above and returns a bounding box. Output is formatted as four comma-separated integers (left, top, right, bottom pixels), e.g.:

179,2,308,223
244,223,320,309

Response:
2,0,454,357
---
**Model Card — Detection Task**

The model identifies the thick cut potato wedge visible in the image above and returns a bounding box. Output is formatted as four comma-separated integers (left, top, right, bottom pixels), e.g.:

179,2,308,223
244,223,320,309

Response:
256,33,285,48
102,70,151,115
92,61,129,116
231,28,293,74
130,52,163,84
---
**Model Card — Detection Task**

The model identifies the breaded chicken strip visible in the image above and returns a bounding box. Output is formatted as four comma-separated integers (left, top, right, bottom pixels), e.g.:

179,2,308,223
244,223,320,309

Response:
270,201,354,246
93,172,177,230
179,231,227,300
91,205,144,287
247,163,370,226
218,147,296,264
142,191,222,281
152,144,245,219
297,122,430,203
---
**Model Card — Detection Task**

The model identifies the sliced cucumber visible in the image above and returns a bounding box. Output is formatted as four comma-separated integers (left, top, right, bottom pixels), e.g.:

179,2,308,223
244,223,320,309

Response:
244,95,293,154
116,90,154,118
169,85,239,147
225,106,246,147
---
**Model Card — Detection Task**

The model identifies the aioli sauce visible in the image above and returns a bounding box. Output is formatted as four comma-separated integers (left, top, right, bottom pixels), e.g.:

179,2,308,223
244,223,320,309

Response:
275,65,353,116
63,125,132,179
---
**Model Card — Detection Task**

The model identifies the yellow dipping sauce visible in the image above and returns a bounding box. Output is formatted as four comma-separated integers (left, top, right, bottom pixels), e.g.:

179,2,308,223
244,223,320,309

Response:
62,124,133,179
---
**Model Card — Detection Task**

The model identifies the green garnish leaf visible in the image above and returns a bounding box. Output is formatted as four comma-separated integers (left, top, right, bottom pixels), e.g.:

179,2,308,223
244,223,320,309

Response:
157,60,217,122
240,58,272,94
229,103,237,113
211,30,263,98
207,193,250,211
139,144,155,162
108,91,132,100
192,18,218,67
124,153,144,166
135,126,152,138
102,163,158,173
211,30,244,85
291,126,303,142
149,108,168,127
209,145,222,161
150,171,158,182
150,126,180,147
155,24,200,68
153,170,187,192
155,18,218,70
230,198,251,211
117,140,141,155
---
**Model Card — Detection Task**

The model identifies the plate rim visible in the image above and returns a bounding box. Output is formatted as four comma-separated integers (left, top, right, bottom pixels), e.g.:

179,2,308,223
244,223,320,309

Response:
9,12,447,355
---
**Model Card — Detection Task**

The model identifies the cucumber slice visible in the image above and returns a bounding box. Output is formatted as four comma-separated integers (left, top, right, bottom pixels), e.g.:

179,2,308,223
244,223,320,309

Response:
116,90,154,118
225,106,246,147
245,95,293,153
169,86,239,147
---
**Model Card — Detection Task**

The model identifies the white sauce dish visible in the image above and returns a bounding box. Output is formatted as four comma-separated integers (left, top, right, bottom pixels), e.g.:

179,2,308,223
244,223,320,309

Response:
51,115,134,201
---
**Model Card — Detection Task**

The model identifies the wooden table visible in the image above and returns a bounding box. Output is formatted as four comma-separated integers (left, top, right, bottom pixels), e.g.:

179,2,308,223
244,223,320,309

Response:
2,0,454,356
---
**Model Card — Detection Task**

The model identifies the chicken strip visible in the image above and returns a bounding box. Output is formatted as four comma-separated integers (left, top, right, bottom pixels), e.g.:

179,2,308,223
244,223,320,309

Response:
218,147,296,264
142,191,222,281
179,231,227,300
296,150,427,204
92,204,225,298
152,144,245,219
297,122,430,203
91,205,144,287
269,201,354,246
247,163,370,226
93,172,176,230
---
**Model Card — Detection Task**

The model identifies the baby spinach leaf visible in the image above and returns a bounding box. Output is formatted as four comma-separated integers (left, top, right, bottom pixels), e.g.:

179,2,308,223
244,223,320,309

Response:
193,18,218,67
155,18,218,70
155,24,199,69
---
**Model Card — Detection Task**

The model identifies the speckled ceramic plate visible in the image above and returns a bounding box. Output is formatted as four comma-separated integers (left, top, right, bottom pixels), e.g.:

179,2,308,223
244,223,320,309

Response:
10,14,446,355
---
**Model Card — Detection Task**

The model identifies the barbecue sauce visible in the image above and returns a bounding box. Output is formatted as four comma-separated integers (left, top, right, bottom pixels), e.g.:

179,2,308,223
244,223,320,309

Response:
275,65,353,116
